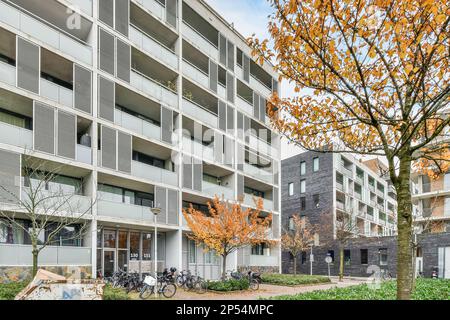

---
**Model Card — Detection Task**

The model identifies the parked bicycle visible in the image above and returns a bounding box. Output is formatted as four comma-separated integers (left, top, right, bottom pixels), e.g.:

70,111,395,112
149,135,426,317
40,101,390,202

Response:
176,270,207,294
139,273,177,299
227,270,260,290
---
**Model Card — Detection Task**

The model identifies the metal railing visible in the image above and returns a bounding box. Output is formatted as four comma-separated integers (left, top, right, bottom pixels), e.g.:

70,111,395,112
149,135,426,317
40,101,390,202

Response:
182,21,219,61
40,78,73,107
114,108,161,142
131,160,178,186
182,98,218,127
182,59,209,88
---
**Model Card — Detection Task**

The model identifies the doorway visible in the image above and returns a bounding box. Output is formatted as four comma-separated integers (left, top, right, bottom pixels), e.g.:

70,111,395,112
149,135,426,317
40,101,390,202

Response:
103,250,115,277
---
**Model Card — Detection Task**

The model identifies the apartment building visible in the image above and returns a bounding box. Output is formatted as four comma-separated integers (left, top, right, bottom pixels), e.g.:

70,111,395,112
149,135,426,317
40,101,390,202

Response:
282,151,397,243
0,0,281,281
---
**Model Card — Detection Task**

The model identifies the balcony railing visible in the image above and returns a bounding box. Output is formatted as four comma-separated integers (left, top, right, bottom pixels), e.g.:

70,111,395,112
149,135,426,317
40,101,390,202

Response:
0,61,15,86
97,199,155,222
203,181,234,200
243,193,273,211
182,59,209,88
0,121,33,149
76,144,92,165
336,181,344,191
130,25,178,70
249,74,272,97
217,83,227,100
0,244,91,266
131,160,178,186
0,1,92,65
130,70,179,109
248,134,273,157
243,163,273,184
236,95,254,116
182,21,219,61
135,0,167,25
40,78,73,107
66,0,93,16
182,135,214,162
114,108,161,142
21,189,92,215
182,98,218,128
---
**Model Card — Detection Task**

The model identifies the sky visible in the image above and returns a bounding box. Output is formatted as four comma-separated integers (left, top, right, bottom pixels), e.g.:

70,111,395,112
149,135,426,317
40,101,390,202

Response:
206,0,303,159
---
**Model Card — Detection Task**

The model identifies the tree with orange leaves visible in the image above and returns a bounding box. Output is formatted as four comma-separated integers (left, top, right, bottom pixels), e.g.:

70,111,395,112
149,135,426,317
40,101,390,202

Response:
249,0,450,299
183,196,273,280
281,215,315,275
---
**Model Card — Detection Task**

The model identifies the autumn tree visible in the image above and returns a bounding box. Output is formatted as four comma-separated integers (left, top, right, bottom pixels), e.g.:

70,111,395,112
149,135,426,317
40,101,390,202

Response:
281,214,315,275
182,196,273,280
249,0,450,299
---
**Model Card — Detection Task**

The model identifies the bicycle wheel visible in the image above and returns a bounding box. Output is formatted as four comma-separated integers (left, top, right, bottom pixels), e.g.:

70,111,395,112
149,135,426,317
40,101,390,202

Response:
249,279,259,291
139,285,153,300
195,280,207,294
162,283,177,298
176,275,184,287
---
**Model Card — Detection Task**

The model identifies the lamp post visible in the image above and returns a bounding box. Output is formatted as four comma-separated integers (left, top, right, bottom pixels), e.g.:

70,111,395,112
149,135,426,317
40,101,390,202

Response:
150,206,161,298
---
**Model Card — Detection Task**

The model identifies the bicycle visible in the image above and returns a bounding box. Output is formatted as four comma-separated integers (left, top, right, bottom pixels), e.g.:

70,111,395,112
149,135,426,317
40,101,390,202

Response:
380,269,393,281
177,270,207,294
227,270,259,290
139,274,177,299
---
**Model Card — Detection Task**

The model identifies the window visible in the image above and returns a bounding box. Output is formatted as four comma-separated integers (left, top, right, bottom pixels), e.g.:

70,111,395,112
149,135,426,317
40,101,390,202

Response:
288,217,295,231
189,240,197,263
301,251,307,264
300,161,306,175
300,197,306,211
251,243,266,255
327,250,335,263
360,249,368,264
313,194,320,208
288,182,294,196
300,180,306,193
344,249,351,266
313,157,319,172
379,248,388,266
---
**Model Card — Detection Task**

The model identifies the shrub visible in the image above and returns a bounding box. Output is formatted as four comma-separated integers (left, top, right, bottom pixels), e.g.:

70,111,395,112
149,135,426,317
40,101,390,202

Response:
267,279,450,300
207,278,250,292
261,273,331,286
102,284,130,300
0,281,28,300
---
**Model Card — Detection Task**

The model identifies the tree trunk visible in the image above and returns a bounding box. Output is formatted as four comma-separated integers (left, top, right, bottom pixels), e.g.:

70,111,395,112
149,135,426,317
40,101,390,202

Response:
396,156,413,300
293,255,297,275
339,246,344,282
32,244,39,277
221,254,227,281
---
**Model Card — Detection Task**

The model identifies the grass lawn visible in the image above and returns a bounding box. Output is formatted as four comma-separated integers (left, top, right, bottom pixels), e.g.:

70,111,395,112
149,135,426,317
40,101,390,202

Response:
267,279,450,300
261,273,331,286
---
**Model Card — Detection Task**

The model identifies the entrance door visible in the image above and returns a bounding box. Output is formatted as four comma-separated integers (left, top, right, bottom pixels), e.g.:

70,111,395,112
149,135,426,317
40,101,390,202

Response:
118,250,128,272
104,250,115,277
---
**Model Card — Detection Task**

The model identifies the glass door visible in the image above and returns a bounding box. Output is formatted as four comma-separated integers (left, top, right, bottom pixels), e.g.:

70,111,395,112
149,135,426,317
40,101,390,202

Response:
103,250,115,277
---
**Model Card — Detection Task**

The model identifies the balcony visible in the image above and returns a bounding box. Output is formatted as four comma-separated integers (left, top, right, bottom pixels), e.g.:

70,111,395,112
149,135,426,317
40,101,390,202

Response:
182,22,218,61
243,163,273,184
336,181,344,191
250,75,271,97
217,84,227,100
203,181,234,200
0,244,91,266
182,60,209,89
182,136,214,162
76,144,92,165
0,121,33,149
21,189,92,215
131,160,178,186
243,193,273,212
97,200,155,223
248,134,273,157
130,70,178,109
115,108,161,142
340,165,353,177
182,98,218,128
0,61,15,86
40,78,73,107
0,1,92,65
130,25,178,70
66,0,93,16
135,0,169,26
236,95,254,116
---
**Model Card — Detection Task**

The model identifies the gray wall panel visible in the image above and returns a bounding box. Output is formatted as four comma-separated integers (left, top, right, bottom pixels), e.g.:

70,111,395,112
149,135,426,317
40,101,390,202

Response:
226,73,234,103
227,40,234,71
166,0,177,28
167,189,179,225
218,101,226,132
253,92,260,119
101,126,117,170
57,111,76,159
227,105,234,132
99,28,115,75
117,131,131,173
219,34,227,66
243,55,250,82
259,96,266,122
161,107,173,144
74,65,92,114
17,38,39,94
183,155,192,189
209,60,217,93
193,157,202,192
155,187,167,223
98,0,114,27
98,76,115,121
34,102,55,154
0,150,20,204
116,39,130,82
237,174,244,200
224,136,234,167
115,0,129,36
214,132,223,164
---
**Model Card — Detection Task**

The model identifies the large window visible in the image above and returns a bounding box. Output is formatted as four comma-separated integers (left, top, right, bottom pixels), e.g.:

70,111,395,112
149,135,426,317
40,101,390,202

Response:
98,184,154,207
189,240,197,263
0,107,32,129
288,182,294,196
344,249,351,266
360,249,368,264
313,157,319,172
379,248,388,266
300,180,306,193
313,194,320,208
251,243,267,256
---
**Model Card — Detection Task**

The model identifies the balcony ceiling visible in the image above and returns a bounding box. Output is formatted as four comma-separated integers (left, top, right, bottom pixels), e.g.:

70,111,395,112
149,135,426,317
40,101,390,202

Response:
203,163,233,177
244,176,272,192
0,27,15,59
116,85,161,121
0,88,33,117
98,172,155,194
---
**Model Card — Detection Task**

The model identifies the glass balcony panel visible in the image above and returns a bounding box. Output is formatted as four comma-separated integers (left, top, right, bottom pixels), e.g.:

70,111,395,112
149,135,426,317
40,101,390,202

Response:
40,79,73,107
115,109,162,141
202,181,234,200
97,200,155,222
243,163,273,184
243,193,273,211
0,61,16,86
182,22,219,61
182,60,209,88
66,0,93,16
76,144,92,164
182,99,218,128
217,84,226,100
236,96,254,116
131,160,178,186
130,71,178,109
135,0,165,22
249,75,271,97
0,121,33,149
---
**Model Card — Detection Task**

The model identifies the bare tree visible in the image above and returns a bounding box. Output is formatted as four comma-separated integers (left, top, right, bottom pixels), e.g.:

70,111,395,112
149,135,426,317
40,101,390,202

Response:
319,211,360,282
281,215,315,275
0,155,94,276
